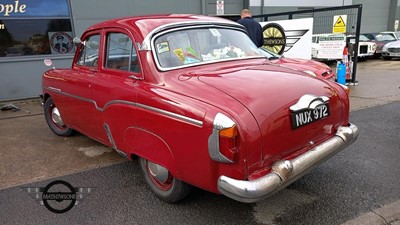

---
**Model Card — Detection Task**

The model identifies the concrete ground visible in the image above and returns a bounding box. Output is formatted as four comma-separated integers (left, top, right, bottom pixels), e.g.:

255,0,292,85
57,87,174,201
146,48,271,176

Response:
0,58,399,224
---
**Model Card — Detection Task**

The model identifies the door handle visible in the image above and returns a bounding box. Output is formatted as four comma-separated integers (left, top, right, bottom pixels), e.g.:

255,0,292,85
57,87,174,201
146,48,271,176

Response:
129,75,141,80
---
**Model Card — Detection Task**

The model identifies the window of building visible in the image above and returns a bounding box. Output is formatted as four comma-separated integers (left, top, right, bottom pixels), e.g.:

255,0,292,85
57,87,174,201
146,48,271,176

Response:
0,0,74,58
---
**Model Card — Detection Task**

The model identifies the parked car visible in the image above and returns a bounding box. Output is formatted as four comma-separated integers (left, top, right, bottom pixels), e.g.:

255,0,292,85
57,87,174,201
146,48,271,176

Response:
361,33,397,57
381,39,400,60
42,14,359,203
381,31,400,40
259,48,335,80
348,35,377,60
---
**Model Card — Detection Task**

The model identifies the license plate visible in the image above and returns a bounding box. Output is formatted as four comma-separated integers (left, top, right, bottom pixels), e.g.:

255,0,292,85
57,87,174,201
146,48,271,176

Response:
291,103,330,129
389,53,400,56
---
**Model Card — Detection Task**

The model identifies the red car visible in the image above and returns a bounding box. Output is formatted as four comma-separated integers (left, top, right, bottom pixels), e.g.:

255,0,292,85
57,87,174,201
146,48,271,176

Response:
258,48,335,80
42,14,359,203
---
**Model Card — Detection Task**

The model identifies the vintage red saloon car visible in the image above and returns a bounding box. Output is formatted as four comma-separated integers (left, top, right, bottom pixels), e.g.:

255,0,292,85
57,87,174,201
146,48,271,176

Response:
42,14,359,203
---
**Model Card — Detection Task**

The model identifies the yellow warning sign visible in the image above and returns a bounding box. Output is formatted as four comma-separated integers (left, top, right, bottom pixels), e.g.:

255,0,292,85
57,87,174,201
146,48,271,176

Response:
333,15,347,33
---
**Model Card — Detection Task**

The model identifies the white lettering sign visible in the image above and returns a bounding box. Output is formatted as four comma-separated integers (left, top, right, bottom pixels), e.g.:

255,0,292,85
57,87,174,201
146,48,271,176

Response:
0,0,26,17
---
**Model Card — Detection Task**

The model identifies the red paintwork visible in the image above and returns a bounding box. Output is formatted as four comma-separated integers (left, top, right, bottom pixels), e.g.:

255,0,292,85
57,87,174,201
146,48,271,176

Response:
270,57,335,80
42,14,350,194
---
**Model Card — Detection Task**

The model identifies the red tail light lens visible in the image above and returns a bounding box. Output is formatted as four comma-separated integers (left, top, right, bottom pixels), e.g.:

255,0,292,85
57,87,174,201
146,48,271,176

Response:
208,113,239,163
219,125,238,162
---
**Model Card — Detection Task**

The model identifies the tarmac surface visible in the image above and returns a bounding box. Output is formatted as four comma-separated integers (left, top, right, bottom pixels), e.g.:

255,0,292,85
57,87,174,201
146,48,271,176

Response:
0,58,399,224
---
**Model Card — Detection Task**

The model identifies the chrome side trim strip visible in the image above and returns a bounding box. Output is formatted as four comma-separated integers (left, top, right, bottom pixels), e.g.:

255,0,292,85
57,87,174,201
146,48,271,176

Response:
104,123,117,150
135,102,203,127
43,87,203,127
44,87,95,105
48,87,61,93
115,149,128,158
103,123,127,158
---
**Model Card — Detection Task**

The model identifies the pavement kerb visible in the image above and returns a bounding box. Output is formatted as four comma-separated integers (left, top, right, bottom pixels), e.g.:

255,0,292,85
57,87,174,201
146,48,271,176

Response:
341,200,400,225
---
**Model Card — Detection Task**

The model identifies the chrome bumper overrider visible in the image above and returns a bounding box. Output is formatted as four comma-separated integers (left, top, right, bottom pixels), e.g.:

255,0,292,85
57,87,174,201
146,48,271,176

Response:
217,123,359,203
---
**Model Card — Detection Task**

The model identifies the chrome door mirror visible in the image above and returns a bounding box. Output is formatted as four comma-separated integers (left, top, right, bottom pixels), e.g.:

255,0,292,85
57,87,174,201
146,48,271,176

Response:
73,37,83,46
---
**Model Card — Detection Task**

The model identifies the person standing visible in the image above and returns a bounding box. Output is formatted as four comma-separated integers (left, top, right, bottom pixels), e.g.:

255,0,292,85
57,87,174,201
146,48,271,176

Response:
237,9,264,48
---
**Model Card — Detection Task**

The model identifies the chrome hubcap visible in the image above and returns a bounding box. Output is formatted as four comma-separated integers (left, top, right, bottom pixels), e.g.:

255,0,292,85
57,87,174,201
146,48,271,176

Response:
51,107,64,126
147,161,169,183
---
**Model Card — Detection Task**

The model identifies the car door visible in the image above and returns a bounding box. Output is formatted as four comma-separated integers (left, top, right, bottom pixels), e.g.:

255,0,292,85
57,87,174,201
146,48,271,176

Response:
91,30,142,146
58,32,101,138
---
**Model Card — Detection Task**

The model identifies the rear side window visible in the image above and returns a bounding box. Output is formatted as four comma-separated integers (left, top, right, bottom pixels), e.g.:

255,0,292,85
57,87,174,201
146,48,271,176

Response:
105,33,140,73
76,34,101,67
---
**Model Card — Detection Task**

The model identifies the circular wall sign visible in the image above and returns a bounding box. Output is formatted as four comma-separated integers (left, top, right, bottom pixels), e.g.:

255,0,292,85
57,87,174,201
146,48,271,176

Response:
262,23,286,55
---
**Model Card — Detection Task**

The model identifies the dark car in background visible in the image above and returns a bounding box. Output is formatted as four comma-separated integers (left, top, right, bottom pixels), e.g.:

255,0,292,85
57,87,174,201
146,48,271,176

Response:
361,33,397,57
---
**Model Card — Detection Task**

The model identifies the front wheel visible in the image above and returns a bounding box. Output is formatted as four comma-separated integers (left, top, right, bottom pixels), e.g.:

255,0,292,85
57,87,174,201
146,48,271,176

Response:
139,157,191,203
44,97,73,136
382,56,392,60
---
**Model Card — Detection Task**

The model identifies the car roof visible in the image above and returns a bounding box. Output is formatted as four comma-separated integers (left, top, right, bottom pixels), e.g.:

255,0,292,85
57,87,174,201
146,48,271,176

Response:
85,14,242,42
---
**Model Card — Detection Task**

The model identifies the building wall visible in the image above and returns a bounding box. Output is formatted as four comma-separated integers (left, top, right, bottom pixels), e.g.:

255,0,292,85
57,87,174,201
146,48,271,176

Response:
69,0,204,37
249,0,399,33
388,0,400,31
353,0,391,32
0,58,72,100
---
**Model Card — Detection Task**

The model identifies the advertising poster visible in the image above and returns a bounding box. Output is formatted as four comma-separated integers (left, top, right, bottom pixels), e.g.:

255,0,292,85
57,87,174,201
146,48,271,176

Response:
317,36,346,59
260,18,313,59
48,31,75,55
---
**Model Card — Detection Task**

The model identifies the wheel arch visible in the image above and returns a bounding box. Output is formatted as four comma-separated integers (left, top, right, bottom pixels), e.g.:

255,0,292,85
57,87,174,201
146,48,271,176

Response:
124,127,179,177
42,92,51,102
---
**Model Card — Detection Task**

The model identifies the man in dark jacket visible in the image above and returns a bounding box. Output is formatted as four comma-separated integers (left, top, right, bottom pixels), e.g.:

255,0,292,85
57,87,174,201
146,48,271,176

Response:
237,9,264,48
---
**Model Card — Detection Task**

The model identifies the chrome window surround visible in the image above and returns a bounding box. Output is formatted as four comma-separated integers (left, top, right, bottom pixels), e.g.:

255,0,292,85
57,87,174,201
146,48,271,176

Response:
208,113,236,163
139,21,244,51
140,23,264,72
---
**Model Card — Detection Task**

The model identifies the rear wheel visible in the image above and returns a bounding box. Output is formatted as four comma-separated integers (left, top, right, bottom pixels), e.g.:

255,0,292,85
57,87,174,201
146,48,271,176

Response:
139,157,191,203
44,97,73,136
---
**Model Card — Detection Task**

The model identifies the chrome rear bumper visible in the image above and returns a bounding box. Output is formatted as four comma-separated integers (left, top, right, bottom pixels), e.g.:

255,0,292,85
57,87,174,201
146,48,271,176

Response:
217,123,359,203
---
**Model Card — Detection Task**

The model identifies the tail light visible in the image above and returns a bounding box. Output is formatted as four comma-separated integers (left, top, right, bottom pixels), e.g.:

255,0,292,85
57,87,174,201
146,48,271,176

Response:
338,83,350,95
219,125,238,162
208,113,239,163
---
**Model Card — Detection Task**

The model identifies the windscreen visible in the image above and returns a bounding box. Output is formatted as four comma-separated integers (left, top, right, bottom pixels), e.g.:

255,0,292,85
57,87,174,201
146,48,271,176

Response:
153,27,264,69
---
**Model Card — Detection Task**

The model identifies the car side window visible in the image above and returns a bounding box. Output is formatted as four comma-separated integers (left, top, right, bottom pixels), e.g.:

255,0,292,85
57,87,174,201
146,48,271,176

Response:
76,34,101,67
105,33,140,73
363,34,373,40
